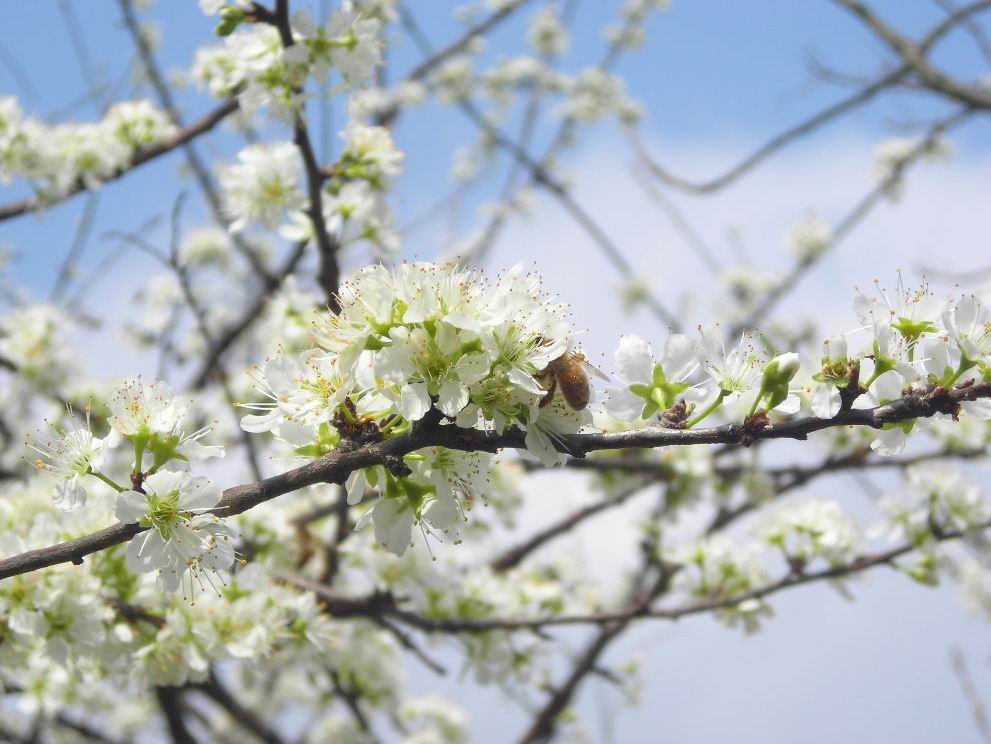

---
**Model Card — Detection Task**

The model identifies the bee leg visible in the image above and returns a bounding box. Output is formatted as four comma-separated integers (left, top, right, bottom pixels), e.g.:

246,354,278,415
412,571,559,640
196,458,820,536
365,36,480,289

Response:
538,376,557,408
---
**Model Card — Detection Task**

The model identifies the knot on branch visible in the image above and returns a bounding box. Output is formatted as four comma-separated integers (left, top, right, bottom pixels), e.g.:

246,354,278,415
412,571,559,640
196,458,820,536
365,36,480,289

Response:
660,399,690,429
838,365,864,413
333,399,384,450
738,411,771,446
908,384,960,420
383,454,412,478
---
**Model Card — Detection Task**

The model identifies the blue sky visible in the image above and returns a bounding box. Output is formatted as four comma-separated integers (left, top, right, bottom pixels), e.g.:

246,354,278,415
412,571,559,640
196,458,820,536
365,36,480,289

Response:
3,0,989,295
2,2,991,743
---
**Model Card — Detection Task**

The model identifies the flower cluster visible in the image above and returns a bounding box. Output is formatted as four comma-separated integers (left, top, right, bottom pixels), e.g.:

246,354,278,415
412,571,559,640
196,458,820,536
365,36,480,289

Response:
353,540,598,684
0,501,428,731
242,261,587,554
609,277,991,456
0,475,587,734
219,123,403,254
0,97,176,198
606,0,673,49
672,536,772,634
785,212,833,262
235,264,991,558
5,1,991,740
27,378,233,592
220,141,306,232
873,134,952,199
605,327,801,429
302,123,404,254
879,465,990,546
528,6,569,57
193,2,382,118
760,499,861,569
559,68,643,124
115,470,236,595
0,304,77,389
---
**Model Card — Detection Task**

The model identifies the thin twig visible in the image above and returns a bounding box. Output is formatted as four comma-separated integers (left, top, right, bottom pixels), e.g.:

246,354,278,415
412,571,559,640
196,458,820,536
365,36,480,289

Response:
728,107,974,337
950,646,991,744
375,0,541,127
270,0,341,308
117,0,275,284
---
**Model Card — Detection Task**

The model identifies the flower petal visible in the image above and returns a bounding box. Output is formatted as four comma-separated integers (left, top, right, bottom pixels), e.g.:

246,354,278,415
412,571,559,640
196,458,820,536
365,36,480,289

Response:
615,335,653,383
115,490,150,524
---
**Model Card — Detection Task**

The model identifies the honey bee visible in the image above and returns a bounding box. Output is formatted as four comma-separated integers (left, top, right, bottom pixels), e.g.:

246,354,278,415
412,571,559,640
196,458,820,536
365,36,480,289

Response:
536,349,608,411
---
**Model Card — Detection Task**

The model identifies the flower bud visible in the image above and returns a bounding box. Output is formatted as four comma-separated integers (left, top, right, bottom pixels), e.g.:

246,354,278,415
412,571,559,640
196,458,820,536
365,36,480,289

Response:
762,352,800,388
216,5,246,37
757,352,800,412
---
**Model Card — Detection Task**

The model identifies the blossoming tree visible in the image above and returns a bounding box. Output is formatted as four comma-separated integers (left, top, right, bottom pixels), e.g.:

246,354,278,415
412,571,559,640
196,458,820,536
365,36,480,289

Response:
1,0,991,742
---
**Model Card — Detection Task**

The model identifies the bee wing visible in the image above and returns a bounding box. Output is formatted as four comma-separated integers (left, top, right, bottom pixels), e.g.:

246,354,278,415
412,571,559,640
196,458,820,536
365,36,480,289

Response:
580,359,611,382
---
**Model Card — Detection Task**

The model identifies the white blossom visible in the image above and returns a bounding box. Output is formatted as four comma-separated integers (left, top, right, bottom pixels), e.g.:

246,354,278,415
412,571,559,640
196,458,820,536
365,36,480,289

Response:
696,325,763,400
219,142,306,232
528,7,569,56
761,499,861,568
0,304,75,386
339,123,404,186
27,411,109,511
108,378,225,463
605,333,707,421
785,213,832,262
115,469,236,593
943,295,991,363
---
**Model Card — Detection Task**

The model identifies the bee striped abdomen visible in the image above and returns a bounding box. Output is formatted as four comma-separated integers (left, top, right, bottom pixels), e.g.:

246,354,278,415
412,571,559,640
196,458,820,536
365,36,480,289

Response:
546,354,590,410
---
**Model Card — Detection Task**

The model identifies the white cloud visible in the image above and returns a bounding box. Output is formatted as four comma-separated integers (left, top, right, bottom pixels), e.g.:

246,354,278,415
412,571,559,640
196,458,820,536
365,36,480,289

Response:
463,130,991,744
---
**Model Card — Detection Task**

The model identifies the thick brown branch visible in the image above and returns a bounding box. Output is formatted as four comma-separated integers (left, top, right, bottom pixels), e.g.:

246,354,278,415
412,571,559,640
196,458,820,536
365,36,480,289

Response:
155,686,197,744
1,382,987,582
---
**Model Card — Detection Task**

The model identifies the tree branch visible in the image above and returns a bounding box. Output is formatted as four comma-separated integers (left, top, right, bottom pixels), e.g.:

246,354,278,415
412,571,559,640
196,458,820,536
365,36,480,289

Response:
0,383,991,579
728,107,973,337
375,0,540,127
0,99,239,223
155,686,197,744
834,0,991,110
190,672,287,744
1,381,988,582
287,518,991,636
271,0,341,308
629,0,991,195
117,0,275,284
189,239,308,390
490,475,659,572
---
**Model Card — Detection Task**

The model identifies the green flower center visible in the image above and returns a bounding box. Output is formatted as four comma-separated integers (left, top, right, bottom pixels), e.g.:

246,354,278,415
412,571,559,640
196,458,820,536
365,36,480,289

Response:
146,489,188,539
